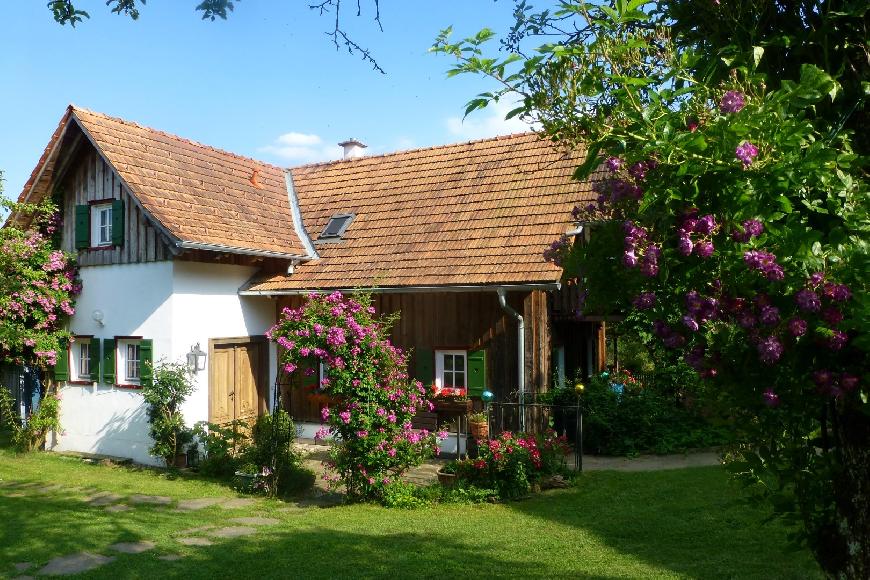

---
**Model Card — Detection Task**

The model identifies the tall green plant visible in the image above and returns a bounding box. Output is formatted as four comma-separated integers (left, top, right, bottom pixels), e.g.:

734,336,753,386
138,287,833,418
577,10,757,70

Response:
141,360,195,466
434,2,868,575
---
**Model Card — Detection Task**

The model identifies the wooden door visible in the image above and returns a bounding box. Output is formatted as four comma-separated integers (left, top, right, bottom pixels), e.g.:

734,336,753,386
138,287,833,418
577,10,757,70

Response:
209,338,267,425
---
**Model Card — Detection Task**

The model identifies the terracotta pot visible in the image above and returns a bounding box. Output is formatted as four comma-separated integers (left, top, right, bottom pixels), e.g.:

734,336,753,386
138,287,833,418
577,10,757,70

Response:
469,421,489,440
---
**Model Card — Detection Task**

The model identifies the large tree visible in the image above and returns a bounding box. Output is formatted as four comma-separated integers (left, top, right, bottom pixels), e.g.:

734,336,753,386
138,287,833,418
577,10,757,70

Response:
434,1,868,576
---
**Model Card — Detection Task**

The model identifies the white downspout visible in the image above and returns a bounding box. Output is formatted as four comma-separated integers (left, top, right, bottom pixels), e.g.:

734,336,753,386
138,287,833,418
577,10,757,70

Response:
497,288,525,431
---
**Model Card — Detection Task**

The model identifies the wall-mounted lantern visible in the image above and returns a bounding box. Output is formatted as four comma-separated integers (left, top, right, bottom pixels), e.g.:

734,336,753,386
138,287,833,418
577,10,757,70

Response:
187,343,207,373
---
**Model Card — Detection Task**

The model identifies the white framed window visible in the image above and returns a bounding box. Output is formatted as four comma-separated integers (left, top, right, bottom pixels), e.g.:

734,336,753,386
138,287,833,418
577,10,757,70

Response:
435,350,467,396
90,203,113,247
71,337,92,382
117,339,141,385
319,361,329,385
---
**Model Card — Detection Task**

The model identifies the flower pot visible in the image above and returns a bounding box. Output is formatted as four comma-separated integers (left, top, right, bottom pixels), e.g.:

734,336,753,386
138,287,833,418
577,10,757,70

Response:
437,470,457,487
433,399,473,415
469,421,489,440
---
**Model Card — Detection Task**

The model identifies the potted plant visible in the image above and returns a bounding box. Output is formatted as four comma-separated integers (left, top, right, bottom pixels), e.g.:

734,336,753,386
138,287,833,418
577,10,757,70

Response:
468,411,489,439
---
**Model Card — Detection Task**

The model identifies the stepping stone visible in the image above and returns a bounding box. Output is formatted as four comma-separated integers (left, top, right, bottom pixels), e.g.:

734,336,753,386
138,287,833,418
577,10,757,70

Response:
217,498,256,509
105,504,131,513
14,562,33,572
158,554,184,561
108,541,155,554
33,485,64,494
228,517,279,526
129,494,172,506
37,552,115,576
15,576,34,580
209,526,257,538
176,497,223,510
176,526,214,535
177,537,213,546
6,492,26,498
88,493,123,507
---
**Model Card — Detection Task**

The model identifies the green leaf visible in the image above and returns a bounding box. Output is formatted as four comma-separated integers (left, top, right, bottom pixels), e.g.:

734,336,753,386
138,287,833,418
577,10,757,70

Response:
752,46,764,68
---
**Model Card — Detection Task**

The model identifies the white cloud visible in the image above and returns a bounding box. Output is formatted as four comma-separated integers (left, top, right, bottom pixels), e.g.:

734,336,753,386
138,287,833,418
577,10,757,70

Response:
445,99,536,141
259,131,341,164
276,132,323,146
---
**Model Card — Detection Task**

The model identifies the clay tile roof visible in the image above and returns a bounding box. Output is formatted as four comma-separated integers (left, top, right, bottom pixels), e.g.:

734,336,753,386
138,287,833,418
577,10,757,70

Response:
245,133,598,291
19,106,309,257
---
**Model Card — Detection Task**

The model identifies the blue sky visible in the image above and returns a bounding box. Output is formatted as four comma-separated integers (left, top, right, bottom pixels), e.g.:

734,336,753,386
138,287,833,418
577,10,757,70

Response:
0,1,533,200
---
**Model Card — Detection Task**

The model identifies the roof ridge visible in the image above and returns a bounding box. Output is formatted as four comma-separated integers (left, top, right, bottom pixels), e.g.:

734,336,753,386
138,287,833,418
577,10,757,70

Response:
288,131,547,170
69,104,283,172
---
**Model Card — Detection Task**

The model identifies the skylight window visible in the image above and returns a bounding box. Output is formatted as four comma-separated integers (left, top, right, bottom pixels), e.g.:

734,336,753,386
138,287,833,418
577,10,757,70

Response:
318,213,355,240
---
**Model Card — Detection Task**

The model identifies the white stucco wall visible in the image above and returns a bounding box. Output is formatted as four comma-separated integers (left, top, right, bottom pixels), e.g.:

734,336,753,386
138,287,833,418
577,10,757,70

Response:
48,260,276,466
50,261,173,465
171,261,277,427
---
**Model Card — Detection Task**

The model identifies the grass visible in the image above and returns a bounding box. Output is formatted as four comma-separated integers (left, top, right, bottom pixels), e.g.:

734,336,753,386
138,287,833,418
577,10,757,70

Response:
0,441,821,579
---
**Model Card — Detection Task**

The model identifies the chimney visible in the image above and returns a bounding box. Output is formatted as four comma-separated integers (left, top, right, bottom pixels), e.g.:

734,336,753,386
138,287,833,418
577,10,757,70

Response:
339,138,367,159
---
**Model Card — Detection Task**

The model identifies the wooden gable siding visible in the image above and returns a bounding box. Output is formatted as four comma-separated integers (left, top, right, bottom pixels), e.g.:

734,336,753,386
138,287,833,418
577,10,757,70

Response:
276,290,551,413
59,147,174,266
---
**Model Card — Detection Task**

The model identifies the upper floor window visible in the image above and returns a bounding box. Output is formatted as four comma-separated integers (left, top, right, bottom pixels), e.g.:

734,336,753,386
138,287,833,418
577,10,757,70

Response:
91,203,113,247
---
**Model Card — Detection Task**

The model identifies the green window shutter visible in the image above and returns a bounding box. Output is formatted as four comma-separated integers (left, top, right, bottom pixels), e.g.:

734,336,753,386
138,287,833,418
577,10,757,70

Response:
414,348,434,387
111,200,124,246
89,339,101,381
102,339,116,384
74,205,90,249
139,339,154,388
54,344,70,382
467,349,487,398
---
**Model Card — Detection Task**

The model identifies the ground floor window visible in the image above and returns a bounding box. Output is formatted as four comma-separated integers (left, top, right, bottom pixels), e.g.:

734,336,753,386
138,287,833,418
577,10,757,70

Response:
117,339,141,385
71,337,92,382
435,350,467,396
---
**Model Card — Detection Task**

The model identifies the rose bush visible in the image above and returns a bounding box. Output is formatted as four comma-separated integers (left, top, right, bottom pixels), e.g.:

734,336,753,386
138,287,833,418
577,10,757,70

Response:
270,292,441,501
1,196,79,370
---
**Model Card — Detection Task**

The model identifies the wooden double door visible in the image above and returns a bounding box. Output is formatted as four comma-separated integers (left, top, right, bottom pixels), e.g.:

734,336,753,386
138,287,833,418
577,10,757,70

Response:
208,337,268,425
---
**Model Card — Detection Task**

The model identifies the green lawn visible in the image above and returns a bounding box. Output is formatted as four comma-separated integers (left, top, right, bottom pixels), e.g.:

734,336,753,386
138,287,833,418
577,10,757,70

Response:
0,443,821,579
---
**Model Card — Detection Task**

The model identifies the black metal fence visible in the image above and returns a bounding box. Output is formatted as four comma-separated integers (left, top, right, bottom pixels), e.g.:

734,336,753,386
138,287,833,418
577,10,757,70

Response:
487,399,583,472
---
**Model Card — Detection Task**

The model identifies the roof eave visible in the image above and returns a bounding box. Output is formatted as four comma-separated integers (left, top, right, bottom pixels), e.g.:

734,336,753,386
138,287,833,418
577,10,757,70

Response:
238,282,561,296
176,241,310,260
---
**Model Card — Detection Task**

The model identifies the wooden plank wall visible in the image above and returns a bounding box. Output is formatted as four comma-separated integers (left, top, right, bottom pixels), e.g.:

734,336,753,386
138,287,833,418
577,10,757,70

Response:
276,290,551,404
60,146,173,266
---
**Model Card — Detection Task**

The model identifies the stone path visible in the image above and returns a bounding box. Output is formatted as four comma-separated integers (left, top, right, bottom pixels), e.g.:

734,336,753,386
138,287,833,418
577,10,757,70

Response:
37,553,115,576
293,439,722,487
0,479,289,577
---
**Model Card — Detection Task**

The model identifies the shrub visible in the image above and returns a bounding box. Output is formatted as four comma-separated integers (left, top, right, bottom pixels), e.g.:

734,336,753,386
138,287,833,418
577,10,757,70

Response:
0,386,61,452
191,419,250,478
238,410,310,497
453,430,572,499
141,360,195,466
580,372,729,456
